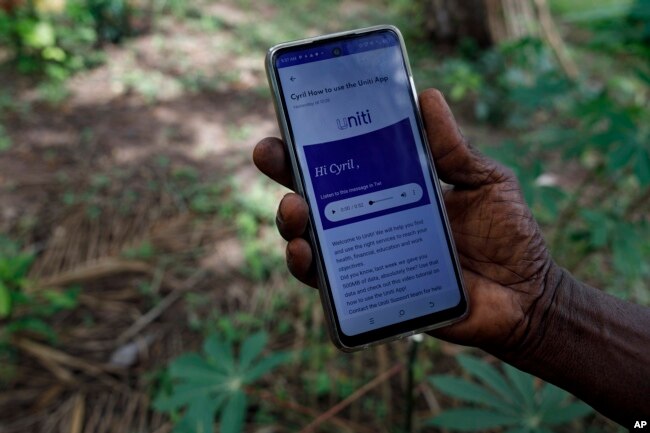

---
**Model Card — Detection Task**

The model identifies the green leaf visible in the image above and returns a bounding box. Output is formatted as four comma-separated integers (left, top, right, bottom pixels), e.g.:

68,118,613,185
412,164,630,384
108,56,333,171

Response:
612,224,643,277
503,364,536,409
0,281,11,318
42,287,80,310
608,143,635,172
169,353,225,383
0,252,34,283
429,375,516,414
154,382,221,411
24,21,56,48
581,209,610,247
203,334,235,373
634,148,650,186
220,390,247,433
538,382,567,412
7,317,56,341
457,354,517,403
244,351,290,383
239,331,267,371
428,408,519,431
173,393,225,433
543,401,593,425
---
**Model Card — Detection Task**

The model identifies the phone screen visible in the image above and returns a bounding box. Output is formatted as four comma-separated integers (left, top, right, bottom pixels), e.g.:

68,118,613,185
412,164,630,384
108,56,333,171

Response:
271,28,466,345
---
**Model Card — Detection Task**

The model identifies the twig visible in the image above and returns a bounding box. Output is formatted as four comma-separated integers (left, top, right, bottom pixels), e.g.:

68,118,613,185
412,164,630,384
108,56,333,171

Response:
298,363,404,433
69,393,85,433
250,389,375,433
417,382,441,415
33,257,154,291
376,345,392,423
13,337,128,392
405,339,420,433
14,337,105,375
115,270,206,345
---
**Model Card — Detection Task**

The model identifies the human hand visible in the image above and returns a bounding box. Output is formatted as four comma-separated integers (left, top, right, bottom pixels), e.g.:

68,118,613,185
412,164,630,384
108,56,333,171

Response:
253,89,555,355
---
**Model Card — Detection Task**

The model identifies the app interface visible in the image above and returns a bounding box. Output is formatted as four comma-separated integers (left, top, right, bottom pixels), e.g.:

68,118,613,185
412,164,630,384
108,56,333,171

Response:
276,31,461,336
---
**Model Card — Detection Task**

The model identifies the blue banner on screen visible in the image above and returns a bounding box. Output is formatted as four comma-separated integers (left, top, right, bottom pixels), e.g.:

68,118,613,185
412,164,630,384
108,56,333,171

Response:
304,118,430,230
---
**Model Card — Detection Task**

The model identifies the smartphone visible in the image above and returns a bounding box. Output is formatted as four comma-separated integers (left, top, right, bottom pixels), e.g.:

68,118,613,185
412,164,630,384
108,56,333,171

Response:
266,25,468,351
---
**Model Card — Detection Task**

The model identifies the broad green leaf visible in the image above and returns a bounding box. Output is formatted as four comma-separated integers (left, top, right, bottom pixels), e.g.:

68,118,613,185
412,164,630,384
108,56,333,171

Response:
239,331,267,371
173,393,225,433
538,382,566,412
457,354,515,403
429,375,516,414
244,351,291,383
427,408,519,431
220,390,247,433
154,382,221,411
169,353,225,384
581,209,610,247
503,364,536,409
612,224,643,277
203,334,235,373
634,148,650,186
607,143,635,172
543,401,593,425
0,281,11,318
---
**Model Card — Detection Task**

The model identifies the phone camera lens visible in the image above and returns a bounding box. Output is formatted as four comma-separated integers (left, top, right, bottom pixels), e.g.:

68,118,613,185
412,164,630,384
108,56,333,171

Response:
332,47,341,56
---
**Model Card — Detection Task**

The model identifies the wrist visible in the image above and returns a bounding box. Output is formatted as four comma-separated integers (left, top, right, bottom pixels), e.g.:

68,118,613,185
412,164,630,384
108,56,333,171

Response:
488,262,650,426
491,261,569,366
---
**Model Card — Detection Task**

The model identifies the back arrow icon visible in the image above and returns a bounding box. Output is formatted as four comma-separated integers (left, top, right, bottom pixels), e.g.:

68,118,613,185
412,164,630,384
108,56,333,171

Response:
290,76,296,81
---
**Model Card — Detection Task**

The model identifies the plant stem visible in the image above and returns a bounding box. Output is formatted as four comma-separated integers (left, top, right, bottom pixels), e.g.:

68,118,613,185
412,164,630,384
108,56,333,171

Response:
404,338,420,433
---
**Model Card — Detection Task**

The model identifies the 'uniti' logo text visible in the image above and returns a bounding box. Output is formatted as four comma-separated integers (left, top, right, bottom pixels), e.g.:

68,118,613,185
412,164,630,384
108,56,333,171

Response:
336,109,372,130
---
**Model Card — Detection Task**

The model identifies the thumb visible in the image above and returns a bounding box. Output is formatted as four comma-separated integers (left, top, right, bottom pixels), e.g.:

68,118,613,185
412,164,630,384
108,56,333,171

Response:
419,89,503,187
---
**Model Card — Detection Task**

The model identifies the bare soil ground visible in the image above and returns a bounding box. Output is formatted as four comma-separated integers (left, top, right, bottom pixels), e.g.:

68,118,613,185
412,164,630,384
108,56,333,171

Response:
0,11,292,432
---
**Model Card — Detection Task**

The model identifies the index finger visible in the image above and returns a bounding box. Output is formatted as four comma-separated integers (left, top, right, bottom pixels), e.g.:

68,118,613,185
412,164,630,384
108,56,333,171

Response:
253,137,295,190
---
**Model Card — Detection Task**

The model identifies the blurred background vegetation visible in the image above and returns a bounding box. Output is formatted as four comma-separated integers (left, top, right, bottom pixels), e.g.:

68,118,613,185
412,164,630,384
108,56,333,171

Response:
0,0,647,432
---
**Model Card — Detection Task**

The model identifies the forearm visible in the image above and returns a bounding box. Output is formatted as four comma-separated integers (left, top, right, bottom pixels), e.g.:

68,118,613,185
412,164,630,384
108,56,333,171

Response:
496,264,650,427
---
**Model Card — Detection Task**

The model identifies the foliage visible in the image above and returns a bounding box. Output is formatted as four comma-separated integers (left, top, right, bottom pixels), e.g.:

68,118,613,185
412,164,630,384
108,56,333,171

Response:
559,0,650,59
154,331,291,433
0,124,11,152
428,354,594,432
225,177,285,281
0,0,135,84
0,236,34,319
437,31,650,298
0,235,80,381
501,71,648,290
0,2,94,81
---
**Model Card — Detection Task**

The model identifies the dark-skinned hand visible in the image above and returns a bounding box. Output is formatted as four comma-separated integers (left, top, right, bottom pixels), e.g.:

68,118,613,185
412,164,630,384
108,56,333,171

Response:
253,89,555,355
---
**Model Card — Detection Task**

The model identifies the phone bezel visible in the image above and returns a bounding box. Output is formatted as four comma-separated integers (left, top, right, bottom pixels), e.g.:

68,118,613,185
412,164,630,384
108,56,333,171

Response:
265,25,468,351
